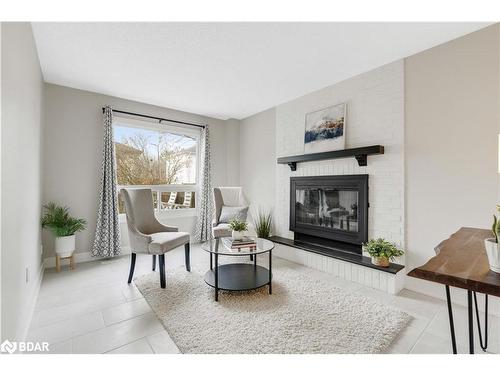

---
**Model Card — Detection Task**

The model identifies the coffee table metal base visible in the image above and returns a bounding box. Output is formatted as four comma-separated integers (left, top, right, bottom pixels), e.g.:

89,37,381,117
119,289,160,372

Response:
204,263,271,301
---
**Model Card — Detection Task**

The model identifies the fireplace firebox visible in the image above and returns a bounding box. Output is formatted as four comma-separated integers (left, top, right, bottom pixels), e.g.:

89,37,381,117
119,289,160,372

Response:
290,175,368,253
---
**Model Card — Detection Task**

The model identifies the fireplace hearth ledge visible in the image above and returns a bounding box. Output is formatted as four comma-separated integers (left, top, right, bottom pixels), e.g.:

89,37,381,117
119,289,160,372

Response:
270,236,405,294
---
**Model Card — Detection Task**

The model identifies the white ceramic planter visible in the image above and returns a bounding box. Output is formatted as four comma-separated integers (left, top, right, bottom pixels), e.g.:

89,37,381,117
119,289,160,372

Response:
484,238,500,273
232,230,244,241
55,234,76,258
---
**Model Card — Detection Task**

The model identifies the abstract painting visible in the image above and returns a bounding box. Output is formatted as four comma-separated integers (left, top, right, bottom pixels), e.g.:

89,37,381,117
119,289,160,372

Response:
304,103,346,154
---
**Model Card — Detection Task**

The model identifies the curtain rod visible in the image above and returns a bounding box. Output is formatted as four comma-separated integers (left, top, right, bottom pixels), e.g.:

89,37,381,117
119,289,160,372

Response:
102,107,206,129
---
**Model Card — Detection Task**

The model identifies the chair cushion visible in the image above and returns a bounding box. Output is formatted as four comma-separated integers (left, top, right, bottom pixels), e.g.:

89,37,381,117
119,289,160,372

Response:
148,231,190,255
219,205,249,223
212,223,232,238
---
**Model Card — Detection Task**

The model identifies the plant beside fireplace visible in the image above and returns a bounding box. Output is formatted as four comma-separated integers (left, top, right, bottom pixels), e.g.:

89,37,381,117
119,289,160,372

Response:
363,238,404,267
229,218,248,241
253,208,273,238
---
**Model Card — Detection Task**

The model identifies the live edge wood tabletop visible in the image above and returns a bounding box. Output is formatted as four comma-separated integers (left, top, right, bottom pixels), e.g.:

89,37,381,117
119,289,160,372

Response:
408,227,498,354
408,227,500,297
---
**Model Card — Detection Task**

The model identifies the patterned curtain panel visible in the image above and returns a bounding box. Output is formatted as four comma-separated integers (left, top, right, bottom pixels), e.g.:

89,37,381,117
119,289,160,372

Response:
91,106,121,257
194,125,214,242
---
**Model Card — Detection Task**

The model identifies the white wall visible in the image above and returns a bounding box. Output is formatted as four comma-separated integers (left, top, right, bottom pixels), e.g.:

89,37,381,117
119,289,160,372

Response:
274,61,405,253
224,118,241,186
405,25,500,300
1,22,44,341
239,108,276,218
43,84,240,259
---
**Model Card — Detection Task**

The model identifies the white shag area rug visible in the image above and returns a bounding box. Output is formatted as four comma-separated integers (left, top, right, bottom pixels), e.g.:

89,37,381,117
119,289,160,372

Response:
134,260,411,354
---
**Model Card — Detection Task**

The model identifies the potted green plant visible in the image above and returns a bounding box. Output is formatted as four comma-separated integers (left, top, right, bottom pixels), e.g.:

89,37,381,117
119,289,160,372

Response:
363,238,404,267
253,208,273,238
41,202,87,258
484,205,500,273
229,218,248,241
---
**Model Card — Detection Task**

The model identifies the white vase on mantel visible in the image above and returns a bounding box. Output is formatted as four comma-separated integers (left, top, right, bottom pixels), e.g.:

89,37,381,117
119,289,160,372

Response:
232,230,244,241
484,238,500,273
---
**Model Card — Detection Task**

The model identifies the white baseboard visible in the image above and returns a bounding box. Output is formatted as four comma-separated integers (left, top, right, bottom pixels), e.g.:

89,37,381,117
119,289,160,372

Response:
43,246,132,269
17,262,44,341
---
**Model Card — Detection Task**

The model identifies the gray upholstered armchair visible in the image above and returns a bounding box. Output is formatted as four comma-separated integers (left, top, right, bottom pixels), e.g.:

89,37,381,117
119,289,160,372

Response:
212,187,249,239
121,188,190,288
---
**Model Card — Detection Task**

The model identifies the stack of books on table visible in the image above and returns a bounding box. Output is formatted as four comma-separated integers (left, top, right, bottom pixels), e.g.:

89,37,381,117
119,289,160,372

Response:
222,236,256,250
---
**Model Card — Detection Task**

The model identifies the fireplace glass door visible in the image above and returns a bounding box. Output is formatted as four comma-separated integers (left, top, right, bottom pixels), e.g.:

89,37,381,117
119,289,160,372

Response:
290,175,368,246
295,188,359,232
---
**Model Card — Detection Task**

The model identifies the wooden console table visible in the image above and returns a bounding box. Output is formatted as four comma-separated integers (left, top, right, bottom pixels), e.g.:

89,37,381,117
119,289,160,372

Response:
408,227,498,354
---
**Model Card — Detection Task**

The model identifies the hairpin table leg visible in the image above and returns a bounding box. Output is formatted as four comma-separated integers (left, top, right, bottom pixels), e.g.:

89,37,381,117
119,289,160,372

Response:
473,292,488,352
445,285,457,354
467,290,474,354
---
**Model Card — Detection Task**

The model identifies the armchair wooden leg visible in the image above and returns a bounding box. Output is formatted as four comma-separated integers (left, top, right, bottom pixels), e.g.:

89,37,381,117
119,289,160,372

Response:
56,255,61,272
159,254,166,288
128,253,136,284
152,255,157,271
185,243,191,272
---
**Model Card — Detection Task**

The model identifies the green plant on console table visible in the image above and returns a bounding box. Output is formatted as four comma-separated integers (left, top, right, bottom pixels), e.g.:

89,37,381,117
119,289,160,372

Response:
491,205,500,243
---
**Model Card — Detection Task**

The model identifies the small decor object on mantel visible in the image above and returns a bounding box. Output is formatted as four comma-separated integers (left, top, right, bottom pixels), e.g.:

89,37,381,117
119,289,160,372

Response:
484,206,500,273
304,102,346,154
41,202,87,271
363,238,404,268
228,218,248,241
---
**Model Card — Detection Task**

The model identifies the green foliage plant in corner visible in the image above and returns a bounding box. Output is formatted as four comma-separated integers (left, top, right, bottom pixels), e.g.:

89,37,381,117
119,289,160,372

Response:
41,202,87,237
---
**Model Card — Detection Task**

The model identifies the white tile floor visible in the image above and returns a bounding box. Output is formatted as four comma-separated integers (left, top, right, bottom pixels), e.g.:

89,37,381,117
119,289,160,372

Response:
28,244,499,354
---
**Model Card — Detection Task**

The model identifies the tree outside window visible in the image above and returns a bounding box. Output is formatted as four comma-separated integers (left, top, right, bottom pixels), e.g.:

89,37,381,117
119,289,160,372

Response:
114,123,197,212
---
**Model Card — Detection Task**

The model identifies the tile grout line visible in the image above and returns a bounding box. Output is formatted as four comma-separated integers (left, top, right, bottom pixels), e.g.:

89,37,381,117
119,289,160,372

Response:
103,337,153,354
144,335,157,354
29,294,142,332
42,310,161,349
408,309,442,353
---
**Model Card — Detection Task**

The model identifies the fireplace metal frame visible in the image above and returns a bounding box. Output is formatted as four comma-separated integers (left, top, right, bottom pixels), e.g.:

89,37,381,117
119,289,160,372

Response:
290,174,368,246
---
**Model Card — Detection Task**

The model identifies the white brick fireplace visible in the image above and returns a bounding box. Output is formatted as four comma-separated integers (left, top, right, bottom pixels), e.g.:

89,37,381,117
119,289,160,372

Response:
273,60,405,293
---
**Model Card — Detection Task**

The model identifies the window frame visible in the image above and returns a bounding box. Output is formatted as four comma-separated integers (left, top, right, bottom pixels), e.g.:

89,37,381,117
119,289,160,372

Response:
113,115,200,219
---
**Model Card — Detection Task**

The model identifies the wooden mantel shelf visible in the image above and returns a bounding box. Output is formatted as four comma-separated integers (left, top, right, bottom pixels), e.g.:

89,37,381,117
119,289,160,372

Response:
276,145,384,171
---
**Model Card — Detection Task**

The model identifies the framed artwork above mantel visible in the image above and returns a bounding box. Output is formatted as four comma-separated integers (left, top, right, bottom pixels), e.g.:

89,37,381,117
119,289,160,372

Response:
304,102,346,154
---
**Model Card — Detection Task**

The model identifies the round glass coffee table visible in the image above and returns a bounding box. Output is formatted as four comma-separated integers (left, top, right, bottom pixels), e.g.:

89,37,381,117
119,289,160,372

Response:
201,238,274,301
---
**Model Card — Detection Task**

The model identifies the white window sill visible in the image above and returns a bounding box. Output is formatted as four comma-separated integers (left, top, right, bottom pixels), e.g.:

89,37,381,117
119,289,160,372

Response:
119,208,197,223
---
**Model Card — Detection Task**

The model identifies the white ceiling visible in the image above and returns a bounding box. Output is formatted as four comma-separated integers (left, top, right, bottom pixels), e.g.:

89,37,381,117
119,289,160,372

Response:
32,22,490,120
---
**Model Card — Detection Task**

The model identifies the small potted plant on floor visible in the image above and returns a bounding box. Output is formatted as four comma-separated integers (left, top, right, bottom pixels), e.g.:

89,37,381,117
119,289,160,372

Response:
253,208,273,238
41,202,87,258
229,218,248,241
484,206,500,273
363,238,404,267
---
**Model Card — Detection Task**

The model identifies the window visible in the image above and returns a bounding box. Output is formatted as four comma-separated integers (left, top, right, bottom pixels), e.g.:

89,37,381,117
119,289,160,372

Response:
113,117,198,214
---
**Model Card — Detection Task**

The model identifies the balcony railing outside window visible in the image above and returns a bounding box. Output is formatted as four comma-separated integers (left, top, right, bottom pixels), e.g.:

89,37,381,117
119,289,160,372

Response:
118,185,196,214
